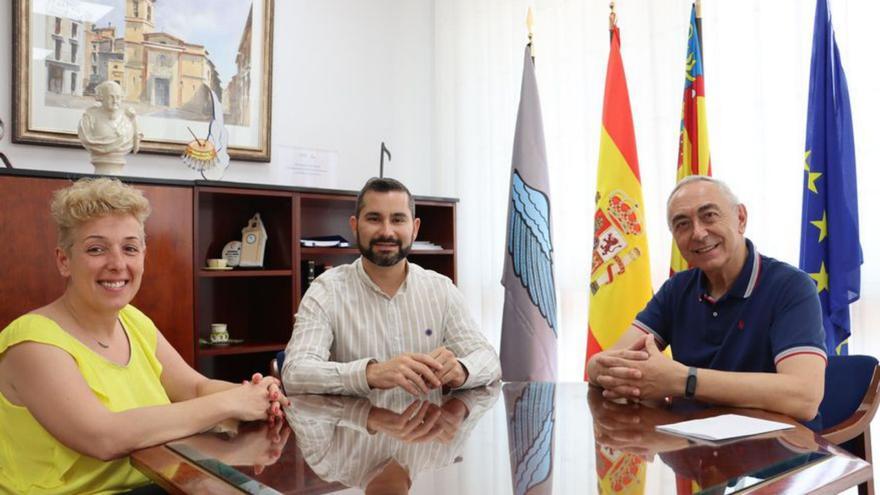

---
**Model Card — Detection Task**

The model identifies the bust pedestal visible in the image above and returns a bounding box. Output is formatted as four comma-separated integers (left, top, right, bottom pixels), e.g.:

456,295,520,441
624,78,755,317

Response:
91,152,126,175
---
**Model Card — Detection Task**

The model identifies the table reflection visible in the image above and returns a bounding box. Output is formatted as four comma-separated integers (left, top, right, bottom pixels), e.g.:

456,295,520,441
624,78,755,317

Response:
504,382,556,495
155,383,868,495
167,420,292,492
286,384,500,493
586,387,825,494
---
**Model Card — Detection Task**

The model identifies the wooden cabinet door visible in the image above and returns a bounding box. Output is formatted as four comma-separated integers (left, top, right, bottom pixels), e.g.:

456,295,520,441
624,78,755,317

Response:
135,184,195,365
0,176,65,324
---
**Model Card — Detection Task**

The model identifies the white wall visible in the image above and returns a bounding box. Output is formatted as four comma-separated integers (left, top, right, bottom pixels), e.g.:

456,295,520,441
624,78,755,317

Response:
435,0,879,491
0,0,437,194
434,0,880,377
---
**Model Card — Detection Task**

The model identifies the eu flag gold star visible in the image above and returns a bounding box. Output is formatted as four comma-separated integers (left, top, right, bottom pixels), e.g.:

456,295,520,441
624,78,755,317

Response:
804,151,822,194
810,262,829,294
810,211,828,242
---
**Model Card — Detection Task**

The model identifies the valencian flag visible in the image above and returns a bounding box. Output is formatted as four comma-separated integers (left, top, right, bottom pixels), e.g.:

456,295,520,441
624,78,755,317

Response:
799,0,862,356
670,3,712,275
500,44,558,381
585,25,653,375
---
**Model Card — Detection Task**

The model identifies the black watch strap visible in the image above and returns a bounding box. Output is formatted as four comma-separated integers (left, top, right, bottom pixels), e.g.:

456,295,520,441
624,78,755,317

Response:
685,366,698,398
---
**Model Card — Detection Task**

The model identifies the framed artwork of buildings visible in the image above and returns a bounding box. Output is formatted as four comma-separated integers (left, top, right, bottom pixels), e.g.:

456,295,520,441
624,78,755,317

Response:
12,0,274,162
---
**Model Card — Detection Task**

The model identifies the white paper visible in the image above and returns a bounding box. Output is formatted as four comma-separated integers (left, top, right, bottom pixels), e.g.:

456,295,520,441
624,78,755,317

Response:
656,414,794,442
278,145,338,188
412,241,444,251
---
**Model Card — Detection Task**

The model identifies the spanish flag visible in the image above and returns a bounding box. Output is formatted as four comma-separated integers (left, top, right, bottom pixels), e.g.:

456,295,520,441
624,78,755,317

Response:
670,3,712,275
585,25,652,376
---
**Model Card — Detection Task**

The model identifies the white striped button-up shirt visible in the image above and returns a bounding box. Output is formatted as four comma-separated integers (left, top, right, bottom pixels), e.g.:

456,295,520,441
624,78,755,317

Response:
282,258,501,395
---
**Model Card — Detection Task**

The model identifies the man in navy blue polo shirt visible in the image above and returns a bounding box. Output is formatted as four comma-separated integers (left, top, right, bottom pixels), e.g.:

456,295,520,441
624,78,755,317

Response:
587,176,826,422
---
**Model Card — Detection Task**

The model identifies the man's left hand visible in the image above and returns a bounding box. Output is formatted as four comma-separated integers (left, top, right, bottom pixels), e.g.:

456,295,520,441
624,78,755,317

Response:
597,334,688,401
430,347,468,388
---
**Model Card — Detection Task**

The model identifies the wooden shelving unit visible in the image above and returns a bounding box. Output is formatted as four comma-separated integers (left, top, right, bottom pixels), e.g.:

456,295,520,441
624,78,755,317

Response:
195,184,457,380
198,269,293,278
194,186,294,380
0,170,457,382
198,342,288,357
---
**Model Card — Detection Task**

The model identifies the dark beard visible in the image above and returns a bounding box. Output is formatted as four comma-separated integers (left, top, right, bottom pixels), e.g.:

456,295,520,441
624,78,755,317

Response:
357,234,412,267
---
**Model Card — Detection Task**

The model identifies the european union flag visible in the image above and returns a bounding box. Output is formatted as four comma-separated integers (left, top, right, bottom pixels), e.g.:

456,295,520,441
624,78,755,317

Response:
799,0,862,356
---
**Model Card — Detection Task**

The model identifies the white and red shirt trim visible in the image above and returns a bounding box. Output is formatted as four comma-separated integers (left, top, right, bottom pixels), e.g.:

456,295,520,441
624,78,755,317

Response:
774,346,828,367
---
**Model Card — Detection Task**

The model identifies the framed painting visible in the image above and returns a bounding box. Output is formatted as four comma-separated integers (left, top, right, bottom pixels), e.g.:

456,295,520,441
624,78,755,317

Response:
12,0,274,162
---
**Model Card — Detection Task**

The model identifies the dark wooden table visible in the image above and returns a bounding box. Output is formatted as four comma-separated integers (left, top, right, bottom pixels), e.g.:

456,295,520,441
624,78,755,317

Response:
132,382,872,494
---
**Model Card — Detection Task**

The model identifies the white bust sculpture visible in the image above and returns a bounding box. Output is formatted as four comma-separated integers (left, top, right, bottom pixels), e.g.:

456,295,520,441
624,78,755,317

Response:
78,81,141,175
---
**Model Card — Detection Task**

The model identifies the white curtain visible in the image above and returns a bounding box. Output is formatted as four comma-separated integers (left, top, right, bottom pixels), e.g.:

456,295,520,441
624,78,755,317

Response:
434,0,880,381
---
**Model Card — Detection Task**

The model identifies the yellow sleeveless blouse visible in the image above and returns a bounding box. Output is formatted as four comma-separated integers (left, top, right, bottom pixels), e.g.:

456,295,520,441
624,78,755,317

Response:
0,305,171,494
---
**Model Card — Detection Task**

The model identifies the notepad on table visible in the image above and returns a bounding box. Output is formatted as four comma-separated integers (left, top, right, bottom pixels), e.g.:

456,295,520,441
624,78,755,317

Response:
656,414,794,442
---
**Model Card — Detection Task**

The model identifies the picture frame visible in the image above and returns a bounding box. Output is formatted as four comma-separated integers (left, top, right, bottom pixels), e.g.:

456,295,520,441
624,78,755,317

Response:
12,0,274,162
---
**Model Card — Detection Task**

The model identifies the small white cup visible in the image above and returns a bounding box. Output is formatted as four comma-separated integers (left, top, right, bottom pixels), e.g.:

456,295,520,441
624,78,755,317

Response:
207,258,228,269
210,323,229,343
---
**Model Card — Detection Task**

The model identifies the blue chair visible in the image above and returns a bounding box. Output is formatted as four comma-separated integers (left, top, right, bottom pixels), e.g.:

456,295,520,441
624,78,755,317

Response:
819,355,880,495
270,350,286,381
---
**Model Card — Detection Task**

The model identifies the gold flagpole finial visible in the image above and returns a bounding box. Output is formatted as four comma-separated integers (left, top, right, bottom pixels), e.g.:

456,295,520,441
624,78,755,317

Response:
609,1,617,31
695,0,703,19
526,7,535,58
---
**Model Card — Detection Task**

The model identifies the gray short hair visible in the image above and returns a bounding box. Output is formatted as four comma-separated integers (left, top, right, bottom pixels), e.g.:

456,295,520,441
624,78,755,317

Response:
666,175,741,228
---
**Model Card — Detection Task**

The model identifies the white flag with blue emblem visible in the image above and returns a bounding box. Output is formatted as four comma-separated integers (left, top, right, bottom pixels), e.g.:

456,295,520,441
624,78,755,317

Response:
500,45,558,382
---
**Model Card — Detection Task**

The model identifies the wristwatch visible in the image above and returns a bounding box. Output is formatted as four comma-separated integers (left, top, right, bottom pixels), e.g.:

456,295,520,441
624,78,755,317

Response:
685,366,698,398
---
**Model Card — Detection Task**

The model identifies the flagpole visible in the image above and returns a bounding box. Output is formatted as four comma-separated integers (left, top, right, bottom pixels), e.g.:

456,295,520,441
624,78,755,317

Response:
526,7,535,60
695,0,704,53
609,1,617,41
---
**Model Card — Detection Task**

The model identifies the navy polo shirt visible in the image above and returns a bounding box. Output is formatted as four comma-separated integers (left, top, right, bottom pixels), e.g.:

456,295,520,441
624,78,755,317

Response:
633,239,826,373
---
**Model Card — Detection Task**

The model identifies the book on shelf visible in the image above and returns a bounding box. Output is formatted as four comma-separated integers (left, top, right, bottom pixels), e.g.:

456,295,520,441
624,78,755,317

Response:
301,261,333,293
305,260,317,288
300,234,350,248
412,241,444,251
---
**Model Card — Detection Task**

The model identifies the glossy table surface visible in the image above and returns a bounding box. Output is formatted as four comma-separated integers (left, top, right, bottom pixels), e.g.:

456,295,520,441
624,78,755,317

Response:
132,382,872,494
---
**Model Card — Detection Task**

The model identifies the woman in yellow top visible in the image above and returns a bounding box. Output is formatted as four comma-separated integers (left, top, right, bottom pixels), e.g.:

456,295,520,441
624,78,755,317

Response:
0,178,289,494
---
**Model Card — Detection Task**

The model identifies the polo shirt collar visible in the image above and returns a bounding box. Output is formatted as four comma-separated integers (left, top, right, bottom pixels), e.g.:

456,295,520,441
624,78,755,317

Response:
355,256,411,298
697,238,761,301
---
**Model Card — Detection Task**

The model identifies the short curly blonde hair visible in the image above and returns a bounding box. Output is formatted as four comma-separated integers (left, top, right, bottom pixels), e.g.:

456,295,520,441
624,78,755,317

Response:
50,178,152,251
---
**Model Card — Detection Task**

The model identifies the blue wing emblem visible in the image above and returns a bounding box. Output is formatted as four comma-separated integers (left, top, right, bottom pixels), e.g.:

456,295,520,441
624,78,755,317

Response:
508,382,555,495
508,170,557,333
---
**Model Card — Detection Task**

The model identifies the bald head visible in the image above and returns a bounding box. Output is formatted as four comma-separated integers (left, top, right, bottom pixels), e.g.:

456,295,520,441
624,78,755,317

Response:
667,176,741,229
666,175,748,278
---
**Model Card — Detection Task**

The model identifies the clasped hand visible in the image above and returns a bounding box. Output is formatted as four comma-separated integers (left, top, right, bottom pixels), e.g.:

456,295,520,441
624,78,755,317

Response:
366,347,468,395
588,387,689,460
235,373,289,425
592,334,687,401
193,420,291,475
366,397,468,444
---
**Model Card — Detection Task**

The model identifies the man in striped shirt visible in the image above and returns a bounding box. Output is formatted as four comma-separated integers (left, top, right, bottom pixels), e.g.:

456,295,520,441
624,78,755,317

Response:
587,176,826,426
283,178,501,396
